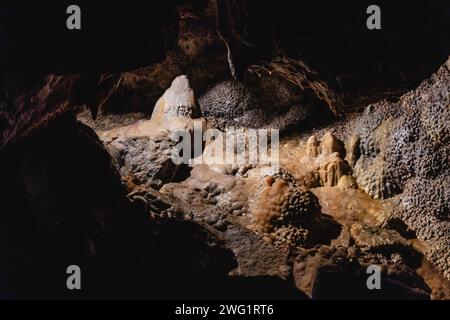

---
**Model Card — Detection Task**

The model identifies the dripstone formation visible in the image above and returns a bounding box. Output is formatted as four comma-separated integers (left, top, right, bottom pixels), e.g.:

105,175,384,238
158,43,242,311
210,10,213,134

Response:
1,1,449,299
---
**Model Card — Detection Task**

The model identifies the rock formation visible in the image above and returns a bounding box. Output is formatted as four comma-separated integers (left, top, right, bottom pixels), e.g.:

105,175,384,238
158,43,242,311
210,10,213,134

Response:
1,1,449,300
348,59,450,281
352,61,450,199
99,75,202,189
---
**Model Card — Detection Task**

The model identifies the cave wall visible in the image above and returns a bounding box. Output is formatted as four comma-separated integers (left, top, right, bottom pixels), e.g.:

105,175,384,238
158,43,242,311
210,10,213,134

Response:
0,0,449,299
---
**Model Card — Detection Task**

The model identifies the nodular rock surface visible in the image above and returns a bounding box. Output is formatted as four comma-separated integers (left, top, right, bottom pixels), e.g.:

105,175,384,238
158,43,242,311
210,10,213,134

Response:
1,1,449,299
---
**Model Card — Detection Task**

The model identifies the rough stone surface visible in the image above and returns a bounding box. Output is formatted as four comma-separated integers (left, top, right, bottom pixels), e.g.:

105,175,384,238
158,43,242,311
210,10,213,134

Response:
198,71,333,131
294,244,430,299
347,59,450,281
395,176,450,280
353,60,450,199
250,177,320,242
1,116,237,299
100,76,201,189
200,80,261,129
107,134,180,189
1,2,450,300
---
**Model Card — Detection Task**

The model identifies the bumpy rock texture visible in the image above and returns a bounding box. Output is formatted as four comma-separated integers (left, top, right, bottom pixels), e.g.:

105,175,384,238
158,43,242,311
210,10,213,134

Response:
1,0,450,300
198,61,339,131
353,61,450,199
396,177,450,280
250,176,322,247
350,59,450,281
